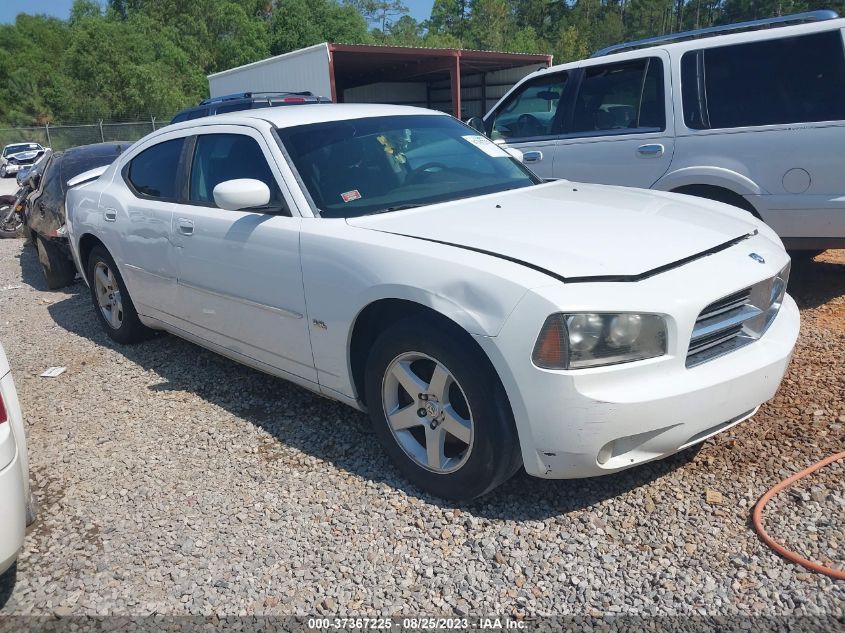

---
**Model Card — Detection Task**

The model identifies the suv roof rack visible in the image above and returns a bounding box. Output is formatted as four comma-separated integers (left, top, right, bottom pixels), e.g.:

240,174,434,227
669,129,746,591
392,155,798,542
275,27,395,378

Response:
200,91,316,105
590,9,839,57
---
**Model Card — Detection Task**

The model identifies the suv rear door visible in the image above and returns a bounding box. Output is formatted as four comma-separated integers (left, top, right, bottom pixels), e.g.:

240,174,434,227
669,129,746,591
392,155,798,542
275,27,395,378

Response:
551,51,675,187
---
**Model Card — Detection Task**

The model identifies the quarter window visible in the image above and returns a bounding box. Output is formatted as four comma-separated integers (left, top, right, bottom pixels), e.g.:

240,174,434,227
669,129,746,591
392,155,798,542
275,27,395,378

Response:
489,73,568,141
682,31,845,129
570,58,665,134
189,133,282,207
127,138,184,199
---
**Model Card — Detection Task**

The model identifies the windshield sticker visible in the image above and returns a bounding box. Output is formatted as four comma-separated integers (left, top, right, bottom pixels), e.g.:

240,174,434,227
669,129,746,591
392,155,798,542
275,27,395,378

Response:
462,135,510,158
341,190,362,203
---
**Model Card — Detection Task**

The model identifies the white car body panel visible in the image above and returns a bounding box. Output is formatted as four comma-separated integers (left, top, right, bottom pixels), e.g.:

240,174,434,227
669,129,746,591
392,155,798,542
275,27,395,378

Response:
0,342,30,574
66,105,800,480
484,18,845,247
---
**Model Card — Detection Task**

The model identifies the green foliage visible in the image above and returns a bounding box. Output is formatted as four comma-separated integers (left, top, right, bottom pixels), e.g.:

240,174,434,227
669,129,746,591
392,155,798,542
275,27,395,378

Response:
3,0,841,126
270,0,370,54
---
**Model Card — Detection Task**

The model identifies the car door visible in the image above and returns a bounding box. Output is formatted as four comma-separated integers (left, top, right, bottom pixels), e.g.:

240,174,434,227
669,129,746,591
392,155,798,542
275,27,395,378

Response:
170,126,315,383
100,134,186,318
552,53,675,187
483,71,571,180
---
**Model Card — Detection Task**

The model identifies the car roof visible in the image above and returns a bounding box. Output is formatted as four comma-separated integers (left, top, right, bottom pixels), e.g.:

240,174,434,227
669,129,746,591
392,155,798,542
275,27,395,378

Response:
167,103,447,133
530,17,845,74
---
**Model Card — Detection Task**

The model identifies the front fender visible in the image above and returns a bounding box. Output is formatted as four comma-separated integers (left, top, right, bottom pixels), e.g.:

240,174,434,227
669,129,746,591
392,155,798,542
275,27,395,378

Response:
300,222,544,399
653,166,765,196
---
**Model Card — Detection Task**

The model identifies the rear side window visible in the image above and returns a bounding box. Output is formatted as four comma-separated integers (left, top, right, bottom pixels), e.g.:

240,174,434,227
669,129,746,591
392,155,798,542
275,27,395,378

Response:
127,138,185,199
214,102,250,114
683,31,845,129
570,58,665,134
489,72,569,141
189,133,282,207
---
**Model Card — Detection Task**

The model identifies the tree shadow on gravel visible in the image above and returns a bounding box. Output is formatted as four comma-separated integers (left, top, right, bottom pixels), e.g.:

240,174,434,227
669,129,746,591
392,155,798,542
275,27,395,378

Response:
36,246,701,520
15,242,48,292
786,251,845,310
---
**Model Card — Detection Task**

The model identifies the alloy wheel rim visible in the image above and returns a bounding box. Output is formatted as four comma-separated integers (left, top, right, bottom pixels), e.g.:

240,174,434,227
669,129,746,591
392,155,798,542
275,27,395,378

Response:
381,351,474,474
93,261,123,329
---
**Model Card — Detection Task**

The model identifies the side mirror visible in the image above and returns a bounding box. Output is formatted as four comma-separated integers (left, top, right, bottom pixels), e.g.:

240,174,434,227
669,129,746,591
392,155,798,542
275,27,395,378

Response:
213,178,271,211
28,172,41,189
465,116,487,135
503,147,524,163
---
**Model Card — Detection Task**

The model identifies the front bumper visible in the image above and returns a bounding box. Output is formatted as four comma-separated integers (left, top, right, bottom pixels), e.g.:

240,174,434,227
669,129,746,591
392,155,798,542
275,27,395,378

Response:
476,234,800,479
3,163,21,174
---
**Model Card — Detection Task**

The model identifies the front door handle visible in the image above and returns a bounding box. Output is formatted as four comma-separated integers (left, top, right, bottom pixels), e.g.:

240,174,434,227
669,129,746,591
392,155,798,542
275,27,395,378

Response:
103,208,117,222
637,144,664,157
177,218,194,235
523,150,543,163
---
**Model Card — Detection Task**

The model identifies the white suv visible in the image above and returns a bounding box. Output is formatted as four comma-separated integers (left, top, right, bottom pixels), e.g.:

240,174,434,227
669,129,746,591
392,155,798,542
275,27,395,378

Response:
477,11,845,251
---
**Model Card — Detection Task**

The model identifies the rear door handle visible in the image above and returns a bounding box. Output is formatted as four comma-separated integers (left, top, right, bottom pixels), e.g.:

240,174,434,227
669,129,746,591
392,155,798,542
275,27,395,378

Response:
103,208,116,222
637,144,664,157
523,151,543,163
177,218,194,235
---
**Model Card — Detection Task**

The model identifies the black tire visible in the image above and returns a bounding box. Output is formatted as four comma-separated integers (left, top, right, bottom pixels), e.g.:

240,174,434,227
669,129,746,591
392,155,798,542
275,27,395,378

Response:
86,245,153,344
0,205,18,239
364,315,521,500
787,249,824,262
35,236,77,290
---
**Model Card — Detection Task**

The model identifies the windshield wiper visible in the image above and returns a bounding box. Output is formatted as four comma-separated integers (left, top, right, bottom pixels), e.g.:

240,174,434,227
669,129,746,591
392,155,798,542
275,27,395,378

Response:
371,203,426,214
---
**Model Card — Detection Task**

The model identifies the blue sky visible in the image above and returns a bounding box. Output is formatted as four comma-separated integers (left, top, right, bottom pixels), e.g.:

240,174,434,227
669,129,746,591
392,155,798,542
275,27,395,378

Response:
0,0,436,24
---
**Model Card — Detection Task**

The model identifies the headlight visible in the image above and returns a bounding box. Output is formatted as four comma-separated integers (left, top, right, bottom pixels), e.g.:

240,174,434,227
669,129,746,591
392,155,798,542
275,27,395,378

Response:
533,312,667,369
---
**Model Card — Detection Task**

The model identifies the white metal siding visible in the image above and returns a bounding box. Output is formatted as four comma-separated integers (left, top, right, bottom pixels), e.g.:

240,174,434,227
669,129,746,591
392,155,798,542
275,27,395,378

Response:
207,43,333,99
343,82,427,107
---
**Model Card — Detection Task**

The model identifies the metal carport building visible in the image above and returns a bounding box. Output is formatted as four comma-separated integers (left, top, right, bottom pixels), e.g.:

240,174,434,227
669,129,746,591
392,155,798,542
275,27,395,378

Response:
207,43,552,119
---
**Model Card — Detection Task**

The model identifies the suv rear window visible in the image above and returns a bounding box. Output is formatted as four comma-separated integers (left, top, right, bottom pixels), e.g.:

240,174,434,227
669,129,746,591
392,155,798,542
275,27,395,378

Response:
682,30,845,129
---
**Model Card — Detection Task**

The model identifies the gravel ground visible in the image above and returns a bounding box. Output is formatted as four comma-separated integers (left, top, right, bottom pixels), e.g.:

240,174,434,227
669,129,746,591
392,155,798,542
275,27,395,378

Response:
0,234,841,619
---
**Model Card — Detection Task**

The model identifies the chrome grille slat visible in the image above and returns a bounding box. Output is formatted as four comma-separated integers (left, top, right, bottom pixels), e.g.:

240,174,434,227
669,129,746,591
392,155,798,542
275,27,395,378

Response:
691,304,763,340
696,294,751,321
688,325,742,355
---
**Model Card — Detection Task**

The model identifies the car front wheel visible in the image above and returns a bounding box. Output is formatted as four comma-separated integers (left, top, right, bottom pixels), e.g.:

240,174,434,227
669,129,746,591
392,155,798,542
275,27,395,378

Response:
365,316,521,500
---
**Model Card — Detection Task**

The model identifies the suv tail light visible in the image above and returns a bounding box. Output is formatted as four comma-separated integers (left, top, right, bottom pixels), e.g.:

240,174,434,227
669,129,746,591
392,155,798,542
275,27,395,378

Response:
0,392,6,424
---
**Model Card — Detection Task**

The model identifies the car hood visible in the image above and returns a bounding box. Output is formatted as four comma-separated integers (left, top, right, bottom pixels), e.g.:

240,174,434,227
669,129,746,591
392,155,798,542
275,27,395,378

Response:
346,181,758,280
10,150,40,159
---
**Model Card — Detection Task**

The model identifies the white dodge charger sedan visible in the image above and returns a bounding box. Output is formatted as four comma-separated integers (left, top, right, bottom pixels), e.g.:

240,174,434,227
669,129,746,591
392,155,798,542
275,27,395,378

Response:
66,104,799,499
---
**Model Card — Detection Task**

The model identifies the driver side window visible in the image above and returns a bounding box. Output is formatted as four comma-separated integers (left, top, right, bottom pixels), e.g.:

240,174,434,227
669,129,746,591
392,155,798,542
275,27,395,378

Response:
490,73,568,142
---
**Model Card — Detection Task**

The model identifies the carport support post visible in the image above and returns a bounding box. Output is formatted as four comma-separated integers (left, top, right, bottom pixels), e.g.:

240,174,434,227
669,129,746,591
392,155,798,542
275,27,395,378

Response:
450,52,462,119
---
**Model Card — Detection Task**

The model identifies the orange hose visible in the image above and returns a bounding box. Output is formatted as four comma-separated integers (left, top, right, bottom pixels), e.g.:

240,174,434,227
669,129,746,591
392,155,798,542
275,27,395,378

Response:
752,451,845,581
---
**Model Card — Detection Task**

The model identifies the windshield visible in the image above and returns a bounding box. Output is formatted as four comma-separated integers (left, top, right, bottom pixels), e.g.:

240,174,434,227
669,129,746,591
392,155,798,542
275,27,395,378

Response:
275,115,539,218
4,143,41,156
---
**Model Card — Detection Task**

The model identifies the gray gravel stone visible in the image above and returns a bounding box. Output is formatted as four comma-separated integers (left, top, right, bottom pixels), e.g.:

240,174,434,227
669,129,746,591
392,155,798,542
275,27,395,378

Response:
0,239,842,618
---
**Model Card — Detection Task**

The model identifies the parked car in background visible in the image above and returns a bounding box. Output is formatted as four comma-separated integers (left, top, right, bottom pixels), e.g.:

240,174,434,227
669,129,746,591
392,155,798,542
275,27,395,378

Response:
0,340,34,575
170,91,331,124
472,10,845,252
1,143,47,179
67,105,798,499
26,142,131,289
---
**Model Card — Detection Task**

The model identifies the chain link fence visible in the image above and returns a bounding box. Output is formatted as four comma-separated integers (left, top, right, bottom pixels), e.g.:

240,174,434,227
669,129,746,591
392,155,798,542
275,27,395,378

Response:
0,117,175,151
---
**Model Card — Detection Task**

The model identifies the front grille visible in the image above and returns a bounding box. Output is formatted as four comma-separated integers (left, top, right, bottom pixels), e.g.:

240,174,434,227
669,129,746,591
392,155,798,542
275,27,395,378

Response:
686,264,790,368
